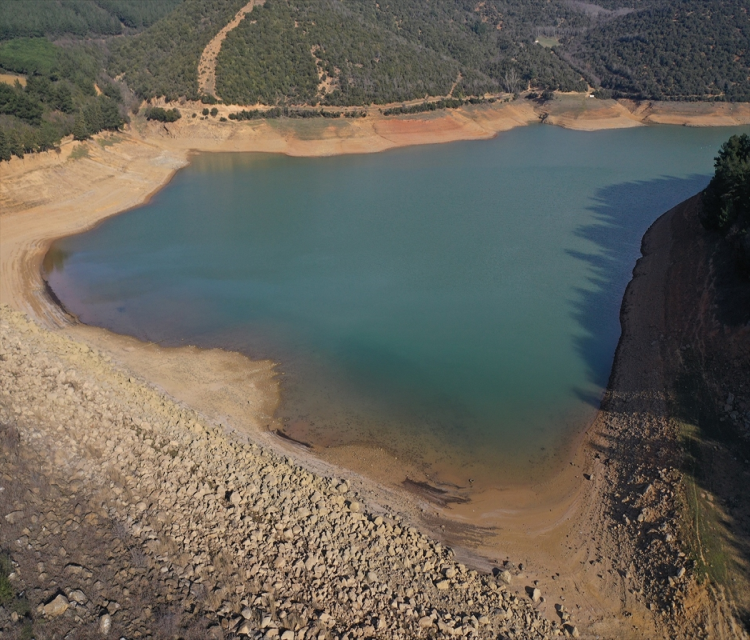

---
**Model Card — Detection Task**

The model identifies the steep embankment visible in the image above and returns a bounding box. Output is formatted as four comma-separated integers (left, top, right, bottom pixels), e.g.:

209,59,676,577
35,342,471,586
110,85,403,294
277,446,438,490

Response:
581,196,750,639
661,198,750,636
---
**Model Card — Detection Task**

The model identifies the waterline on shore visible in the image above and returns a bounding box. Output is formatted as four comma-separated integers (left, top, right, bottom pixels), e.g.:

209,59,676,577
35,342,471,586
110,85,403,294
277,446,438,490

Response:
43,125,749,496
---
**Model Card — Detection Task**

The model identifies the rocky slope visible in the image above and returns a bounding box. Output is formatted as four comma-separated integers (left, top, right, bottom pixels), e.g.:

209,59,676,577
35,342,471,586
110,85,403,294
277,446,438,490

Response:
584,196,750,639
0,305,569,639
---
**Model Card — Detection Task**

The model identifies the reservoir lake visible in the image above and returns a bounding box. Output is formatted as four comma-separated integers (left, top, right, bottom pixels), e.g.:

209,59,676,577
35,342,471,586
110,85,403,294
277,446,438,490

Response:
47,124,750,488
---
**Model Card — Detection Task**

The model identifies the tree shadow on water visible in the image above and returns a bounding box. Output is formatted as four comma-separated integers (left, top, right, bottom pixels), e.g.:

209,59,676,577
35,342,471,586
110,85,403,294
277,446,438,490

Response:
567,174,710,407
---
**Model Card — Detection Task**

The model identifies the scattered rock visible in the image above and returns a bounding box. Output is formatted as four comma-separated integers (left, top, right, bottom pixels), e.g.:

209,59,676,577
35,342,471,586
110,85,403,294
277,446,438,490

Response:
99,613,112,635
43,594,69,617
4,510,24,524
0,307,560,639
68,589,87,604
418,615,433,628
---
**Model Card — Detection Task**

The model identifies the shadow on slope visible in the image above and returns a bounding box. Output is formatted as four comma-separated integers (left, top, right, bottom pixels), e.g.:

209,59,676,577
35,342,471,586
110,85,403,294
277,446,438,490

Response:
567,173,710,405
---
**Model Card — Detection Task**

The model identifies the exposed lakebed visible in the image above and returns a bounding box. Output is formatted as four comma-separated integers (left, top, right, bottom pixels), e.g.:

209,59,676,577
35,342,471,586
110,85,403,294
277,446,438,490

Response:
47,124,750,488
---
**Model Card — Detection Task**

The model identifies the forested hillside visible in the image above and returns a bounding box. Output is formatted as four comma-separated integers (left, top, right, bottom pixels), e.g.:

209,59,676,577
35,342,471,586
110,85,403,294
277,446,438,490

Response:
0,0,184,160
566,0,750,101
215,0,589,106
1,0,749,160
0,37,124,161
0,0,182,39
107,0,249,102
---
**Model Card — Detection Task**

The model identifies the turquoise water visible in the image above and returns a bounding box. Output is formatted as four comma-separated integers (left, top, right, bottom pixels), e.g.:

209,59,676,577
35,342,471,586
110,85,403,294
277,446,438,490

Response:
47,124,750,485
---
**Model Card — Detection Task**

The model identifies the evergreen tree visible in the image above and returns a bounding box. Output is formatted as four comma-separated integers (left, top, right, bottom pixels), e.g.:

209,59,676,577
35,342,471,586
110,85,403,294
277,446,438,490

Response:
83,100,103,134
0,127,11,161
99,96,124,130
36,121,61,151
53,84,75,113
72,112,89,141
7,128,24,158
701,134,750,231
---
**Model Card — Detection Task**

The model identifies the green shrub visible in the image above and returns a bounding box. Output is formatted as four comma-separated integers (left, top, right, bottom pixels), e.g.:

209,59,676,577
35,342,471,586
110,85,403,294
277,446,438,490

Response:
145,106,181,122
0,553,14,605
701,134,750,231
0,37,58,75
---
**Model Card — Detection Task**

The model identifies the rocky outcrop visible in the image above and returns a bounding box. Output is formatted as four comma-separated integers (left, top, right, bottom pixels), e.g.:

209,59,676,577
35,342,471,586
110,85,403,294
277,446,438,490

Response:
0,305,560,638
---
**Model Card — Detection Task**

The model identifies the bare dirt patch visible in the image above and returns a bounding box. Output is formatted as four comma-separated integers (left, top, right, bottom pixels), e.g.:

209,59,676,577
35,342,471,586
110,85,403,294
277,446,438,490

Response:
0,73,26,87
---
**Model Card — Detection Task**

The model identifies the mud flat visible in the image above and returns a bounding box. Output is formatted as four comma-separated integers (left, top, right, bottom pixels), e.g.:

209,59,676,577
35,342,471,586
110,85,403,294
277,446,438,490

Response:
2,97,750,638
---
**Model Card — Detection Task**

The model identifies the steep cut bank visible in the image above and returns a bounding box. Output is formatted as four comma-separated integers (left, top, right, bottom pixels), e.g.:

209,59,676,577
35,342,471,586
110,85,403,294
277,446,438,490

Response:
578,195,750,639
661,197,750,634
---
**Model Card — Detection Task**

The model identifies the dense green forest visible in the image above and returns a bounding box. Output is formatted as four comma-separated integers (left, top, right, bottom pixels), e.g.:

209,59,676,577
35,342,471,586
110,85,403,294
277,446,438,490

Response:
0,0,182,39
108,0,249,102
566,0,750,101
701,134,750,278
0,0,184,160
215,0,589,106
0,38,124,161
215,0,749,105
1,0,749,160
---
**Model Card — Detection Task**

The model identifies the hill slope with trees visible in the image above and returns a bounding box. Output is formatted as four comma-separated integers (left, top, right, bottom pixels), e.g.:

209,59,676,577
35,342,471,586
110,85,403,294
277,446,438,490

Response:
0,0,749,160
215,0,590,106
701,134,750,277
0,0,182,40
564,0,750,102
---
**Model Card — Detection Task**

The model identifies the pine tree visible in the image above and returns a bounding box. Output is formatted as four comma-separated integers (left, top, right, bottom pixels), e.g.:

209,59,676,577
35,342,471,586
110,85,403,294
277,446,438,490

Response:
7,129,23,159
72,112,89,141
0,127,11,161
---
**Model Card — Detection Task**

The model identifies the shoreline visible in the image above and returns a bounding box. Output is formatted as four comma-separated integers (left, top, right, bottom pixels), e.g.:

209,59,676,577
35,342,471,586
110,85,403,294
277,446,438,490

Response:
2,97,749,636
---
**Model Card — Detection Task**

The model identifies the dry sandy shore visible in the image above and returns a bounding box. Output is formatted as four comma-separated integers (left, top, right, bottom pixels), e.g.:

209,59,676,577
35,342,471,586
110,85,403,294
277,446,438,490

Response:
2,97,750,638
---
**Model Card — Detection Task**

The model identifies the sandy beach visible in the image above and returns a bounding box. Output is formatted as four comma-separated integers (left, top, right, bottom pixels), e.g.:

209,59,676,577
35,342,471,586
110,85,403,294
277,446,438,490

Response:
2,96,749,637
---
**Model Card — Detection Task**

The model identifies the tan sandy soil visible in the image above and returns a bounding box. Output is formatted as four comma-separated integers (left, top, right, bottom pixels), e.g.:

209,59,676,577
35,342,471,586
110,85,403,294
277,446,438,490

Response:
0,72,26,87
626,100,750,127
198,0,265,98
2,98,750,637
540,96,750,131
542,94,644,130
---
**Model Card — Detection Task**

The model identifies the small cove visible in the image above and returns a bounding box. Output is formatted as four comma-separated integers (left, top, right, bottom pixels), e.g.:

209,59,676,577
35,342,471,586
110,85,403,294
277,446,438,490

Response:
46,124,750,490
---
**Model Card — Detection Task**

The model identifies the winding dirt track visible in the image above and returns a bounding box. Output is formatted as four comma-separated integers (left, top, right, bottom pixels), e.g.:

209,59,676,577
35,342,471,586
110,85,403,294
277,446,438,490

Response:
198,0,265,97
